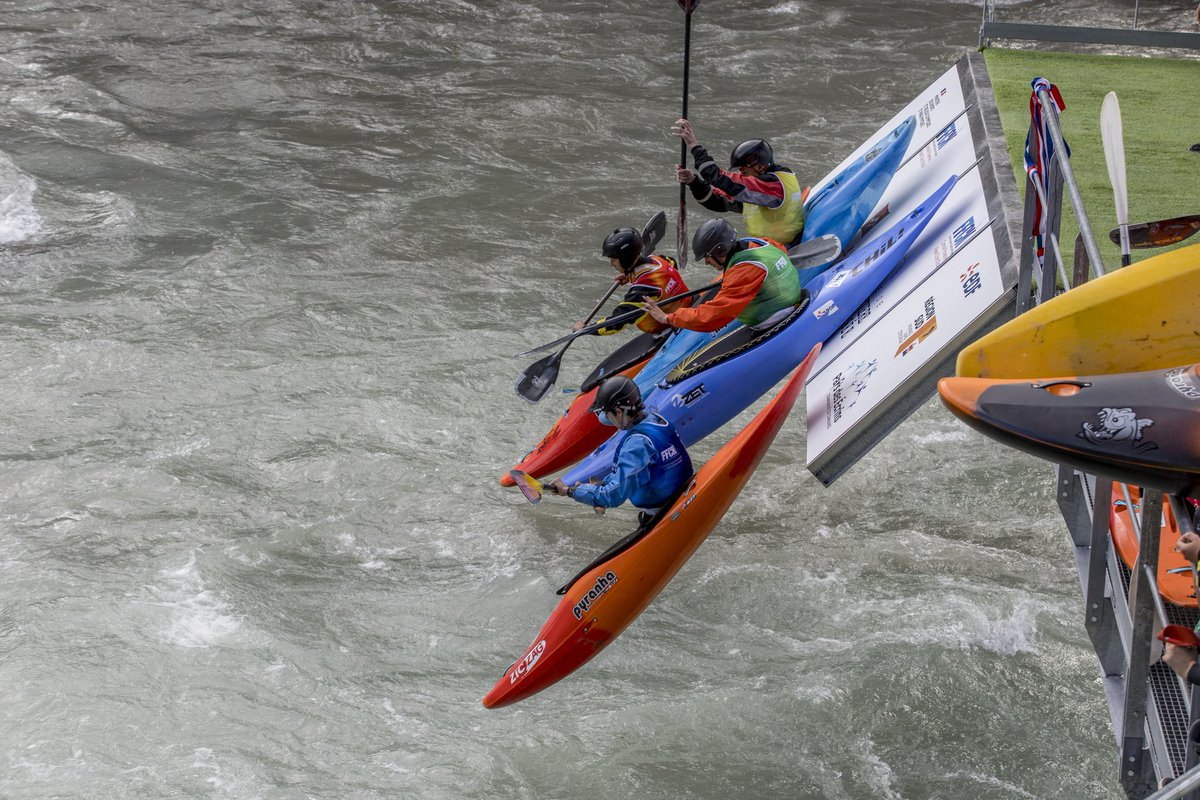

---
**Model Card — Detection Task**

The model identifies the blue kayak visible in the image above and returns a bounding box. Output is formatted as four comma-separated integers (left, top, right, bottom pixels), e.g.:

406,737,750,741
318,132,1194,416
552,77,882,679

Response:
630,114,917,400
800,114,916,281
561,174,957,486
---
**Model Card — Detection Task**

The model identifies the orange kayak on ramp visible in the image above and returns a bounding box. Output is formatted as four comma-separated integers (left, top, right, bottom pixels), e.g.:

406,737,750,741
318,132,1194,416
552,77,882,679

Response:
1109,483,1196,608
483,343,820,709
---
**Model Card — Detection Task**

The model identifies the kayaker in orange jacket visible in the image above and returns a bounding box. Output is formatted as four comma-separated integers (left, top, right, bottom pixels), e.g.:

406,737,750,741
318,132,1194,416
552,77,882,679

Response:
642,218,803,334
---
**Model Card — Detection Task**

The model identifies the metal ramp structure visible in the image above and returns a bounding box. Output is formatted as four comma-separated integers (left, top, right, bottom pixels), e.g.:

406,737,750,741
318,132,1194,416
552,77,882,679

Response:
978,0,1200,51
1008,83,1200,800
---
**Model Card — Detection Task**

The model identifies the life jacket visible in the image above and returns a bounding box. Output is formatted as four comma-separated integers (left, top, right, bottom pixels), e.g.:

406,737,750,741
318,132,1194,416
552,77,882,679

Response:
742,169,806,246
615,413,693,510
597,255,692,335
727,238,802,327
631,255,691,333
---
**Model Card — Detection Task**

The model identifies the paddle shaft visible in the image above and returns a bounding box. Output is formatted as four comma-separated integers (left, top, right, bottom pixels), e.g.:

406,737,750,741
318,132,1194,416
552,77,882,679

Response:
677,2,695,269
516,279,720,358
581,280,622,328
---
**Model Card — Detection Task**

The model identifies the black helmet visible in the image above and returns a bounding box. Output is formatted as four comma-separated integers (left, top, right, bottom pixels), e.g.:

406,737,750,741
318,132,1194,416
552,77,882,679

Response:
590,375,643,415
730,138,774,169
692,218,737,263
601,227,643,273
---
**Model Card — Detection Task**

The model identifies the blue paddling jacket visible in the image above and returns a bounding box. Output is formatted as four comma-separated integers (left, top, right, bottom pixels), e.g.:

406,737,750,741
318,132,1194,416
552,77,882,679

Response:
571,413,693,511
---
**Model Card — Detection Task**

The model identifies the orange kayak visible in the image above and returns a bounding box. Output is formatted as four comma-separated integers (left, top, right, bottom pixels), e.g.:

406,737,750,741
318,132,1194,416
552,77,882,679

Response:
1109,483,1196,608
483,343,820,709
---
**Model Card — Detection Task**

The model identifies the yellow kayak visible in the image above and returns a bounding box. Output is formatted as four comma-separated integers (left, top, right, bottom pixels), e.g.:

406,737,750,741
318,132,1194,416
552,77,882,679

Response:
956,242,1200,378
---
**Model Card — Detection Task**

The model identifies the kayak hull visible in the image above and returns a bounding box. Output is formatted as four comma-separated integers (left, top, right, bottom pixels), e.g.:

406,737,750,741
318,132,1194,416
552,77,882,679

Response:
483,345,819,709
803,114,917,269
938,364,1200,498
955,242,1200,379
1109,483,1195,608
562,175,958,487
501,358,647,487
501,333,667,486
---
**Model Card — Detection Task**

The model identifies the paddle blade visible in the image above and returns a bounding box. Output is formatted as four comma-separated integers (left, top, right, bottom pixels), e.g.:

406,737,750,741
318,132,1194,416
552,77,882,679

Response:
1100,92,1131,265
788,233,842,270
676,0,699,11
640,211,668,257
515,352,561,403
508,471,544,504
1101,92,1128,225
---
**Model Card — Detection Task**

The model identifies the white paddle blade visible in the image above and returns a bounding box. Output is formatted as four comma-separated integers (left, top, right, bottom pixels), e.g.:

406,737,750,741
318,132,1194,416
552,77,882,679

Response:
1100,91,1129,227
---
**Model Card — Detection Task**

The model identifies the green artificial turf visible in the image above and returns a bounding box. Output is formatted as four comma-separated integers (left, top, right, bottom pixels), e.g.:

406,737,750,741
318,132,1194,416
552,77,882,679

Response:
983,48,1200,268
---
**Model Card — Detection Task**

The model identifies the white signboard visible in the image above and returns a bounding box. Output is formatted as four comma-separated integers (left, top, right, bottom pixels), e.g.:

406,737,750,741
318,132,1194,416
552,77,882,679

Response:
805,55,1022,485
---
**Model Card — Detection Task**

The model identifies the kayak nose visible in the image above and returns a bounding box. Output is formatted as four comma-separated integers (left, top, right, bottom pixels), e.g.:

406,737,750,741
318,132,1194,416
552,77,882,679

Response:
936,375,991,420
499,472,516,487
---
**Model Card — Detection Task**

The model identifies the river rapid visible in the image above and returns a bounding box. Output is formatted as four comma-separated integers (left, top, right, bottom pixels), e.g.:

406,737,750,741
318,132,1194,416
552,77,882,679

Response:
6,1,1196,798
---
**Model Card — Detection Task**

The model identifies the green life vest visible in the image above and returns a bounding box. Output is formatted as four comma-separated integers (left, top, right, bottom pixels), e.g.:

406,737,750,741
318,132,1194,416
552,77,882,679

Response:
742,169,806,245
729,239,802,327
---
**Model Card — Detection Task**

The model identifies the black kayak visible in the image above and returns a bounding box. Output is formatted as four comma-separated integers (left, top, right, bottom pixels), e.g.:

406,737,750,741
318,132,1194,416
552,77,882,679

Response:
938,363,1200,497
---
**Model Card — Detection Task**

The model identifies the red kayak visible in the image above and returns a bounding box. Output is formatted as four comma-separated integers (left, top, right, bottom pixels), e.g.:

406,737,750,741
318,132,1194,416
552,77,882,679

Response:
501,332,665,487
483,343,820,708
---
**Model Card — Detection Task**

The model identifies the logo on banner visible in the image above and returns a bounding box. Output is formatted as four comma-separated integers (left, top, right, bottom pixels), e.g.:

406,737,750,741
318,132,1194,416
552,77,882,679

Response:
895,297,938,358
828,359,879,426
959,262,982,297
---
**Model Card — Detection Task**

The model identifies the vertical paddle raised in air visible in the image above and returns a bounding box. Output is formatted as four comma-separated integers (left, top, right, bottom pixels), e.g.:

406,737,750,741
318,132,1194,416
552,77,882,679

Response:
676,0,699,268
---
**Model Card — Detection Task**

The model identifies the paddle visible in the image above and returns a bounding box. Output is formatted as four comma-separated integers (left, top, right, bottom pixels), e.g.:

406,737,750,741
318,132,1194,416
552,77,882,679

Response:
514,211,668,403
676,0,699,268
788,233,841,269
1100,92,1131,267
516,233,839,360
509,470,549,504
508,469,606,514
1108,214,1200,249
515,280,720,359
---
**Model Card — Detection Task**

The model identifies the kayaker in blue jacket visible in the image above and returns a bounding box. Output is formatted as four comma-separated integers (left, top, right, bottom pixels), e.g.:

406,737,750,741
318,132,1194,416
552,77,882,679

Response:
550,376,692,521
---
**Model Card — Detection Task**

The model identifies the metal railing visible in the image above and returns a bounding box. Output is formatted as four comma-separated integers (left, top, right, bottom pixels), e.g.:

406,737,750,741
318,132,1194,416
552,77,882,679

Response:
979,0,1200,50
1015,89,1200,798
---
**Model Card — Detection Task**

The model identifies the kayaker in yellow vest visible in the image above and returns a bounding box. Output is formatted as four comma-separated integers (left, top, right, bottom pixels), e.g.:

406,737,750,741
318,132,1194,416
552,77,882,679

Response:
642,218,802,334
672,118,806,248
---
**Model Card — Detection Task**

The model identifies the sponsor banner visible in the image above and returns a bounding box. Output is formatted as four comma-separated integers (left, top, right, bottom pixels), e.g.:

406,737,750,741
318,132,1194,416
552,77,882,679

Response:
805,56,1019,484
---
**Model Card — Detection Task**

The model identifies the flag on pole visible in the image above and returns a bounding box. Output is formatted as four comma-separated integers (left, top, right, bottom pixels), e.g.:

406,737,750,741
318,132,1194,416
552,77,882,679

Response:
1023,77,1068,266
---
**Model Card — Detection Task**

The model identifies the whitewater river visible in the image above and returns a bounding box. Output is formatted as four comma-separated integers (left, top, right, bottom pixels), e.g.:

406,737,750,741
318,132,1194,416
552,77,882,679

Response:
4,1,1197,798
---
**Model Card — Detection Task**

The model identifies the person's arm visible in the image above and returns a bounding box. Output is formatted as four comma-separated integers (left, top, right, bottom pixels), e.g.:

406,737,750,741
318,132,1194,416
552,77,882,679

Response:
661,262,765,332
1165,643,1200,682
678,163,743,214
679,130,786,210
570,434,655,508
591,284,663,335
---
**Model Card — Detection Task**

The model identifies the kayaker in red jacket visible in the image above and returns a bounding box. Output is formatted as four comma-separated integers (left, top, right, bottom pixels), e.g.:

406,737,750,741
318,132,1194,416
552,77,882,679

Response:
643,218,802,333
672,118,807,247
572,227,692,336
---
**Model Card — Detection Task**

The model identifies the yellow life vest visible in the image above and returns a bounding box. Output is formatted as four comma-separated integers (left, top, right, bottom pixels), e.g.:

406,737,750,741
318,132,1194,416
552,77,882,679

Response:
742,169,806,245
